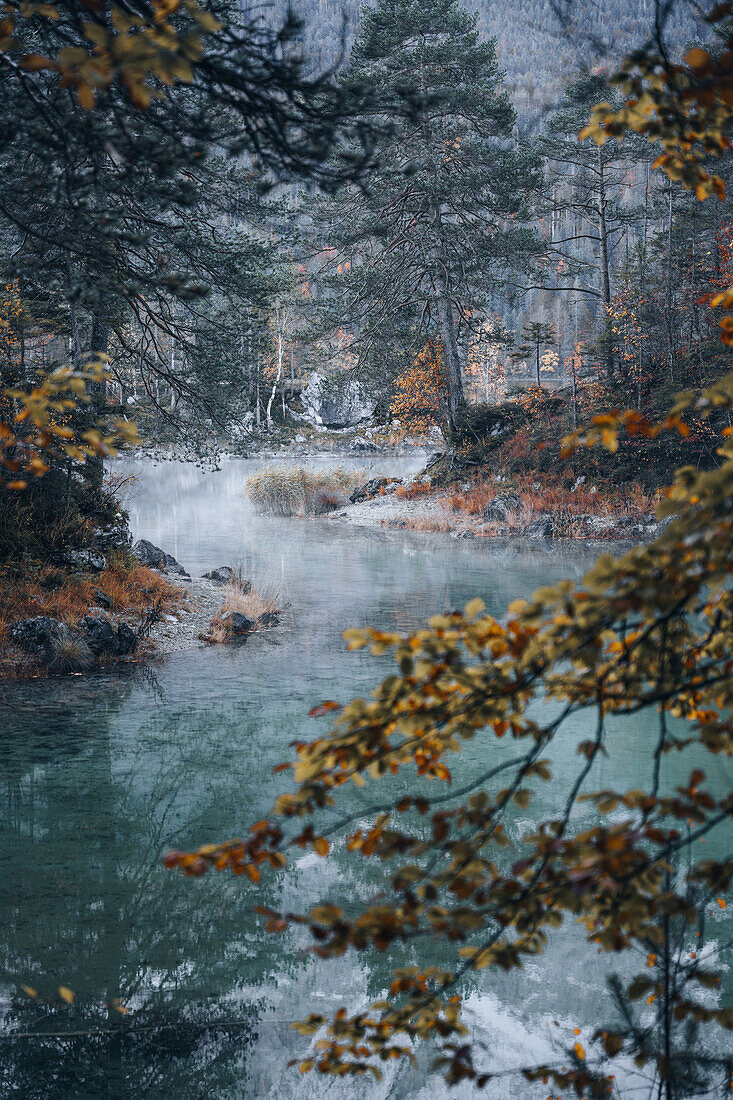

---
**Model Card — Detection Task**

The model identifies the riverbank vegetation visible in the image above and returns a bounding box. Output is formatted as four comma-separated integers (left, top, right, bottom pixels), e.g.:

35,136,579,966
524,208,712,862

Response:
0,553,182,679
245,466,363,516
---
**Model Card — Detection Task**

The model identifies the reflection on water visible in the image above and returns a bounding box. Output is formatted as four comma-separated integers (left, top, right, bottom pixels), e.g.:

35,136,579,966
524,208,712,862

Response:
1,457,729,1098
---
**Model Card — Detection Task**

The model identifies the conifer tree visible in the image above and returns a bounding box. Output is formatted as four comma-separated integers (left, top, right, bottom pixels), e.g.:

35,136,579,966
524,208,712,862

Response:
310,0,541,432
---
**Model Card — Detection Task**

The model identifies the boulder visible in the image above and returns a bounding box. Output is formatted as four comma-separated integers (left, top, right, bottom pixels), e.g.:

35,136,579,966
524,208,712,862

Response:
349,436,378,454
116,622,138,656
132,539,190,578
93,525,132,552
201,566,242,587
573,514,618,538
349,477,392,504
10,616,62,657
94,589,112,610
64,549,107,572
221,611,256,636
522,513,554,539
483,492,521,522
79,614,120,656
302,371,376,429
258,610,281,627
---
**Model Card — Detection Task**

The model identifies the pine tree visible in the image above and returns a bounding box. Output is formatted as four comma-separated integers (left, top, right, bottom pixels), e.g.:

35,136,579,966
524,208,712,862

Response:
310,0,541,432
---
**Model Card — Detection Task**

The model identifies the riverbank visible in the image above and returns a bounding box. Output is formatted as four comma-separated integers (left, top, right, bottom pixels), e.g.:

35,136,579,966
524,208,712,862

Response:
0,547,282,681
0,553,184,680
324,472,665,541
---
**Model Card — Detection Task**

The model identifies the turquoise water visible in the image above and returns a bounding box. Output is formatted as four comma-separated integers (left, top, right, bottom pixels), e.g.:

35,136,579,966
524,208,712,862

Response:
0,457,729,1099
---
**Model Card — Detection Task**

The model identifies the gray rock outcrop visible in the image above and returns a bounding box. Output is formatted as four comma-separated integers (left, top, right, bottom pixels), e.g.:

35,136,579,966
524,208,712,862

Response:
132,539,190,578
483,492,521,522
302,372,376,429
201,566,247,588
10,617,62,658
522,513,554,539
64,549,107,572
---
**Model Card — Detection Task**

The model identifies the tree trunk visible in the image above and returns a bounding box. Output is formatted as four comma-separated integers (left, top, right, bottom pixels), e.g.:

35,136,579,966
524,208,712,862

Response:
433,260,464,432
87,310,110,490
89,311,109,407
267,306,285,430
597,149,614,380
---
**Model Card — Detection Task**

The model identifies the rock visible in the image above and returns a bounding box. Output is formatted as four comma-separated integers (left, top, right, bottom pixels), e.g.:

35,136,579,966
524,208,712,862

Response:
94,589,112,610
116,622,138,656
295,434,306,443
573,514,617,537
221,611,256,636
523,513,554,539
614,514,662,539
349,436,378,454
483,492,521,522
201,566,240,587
132,539,190,578
349,477,392,504
64,549,107,572
10,616,62,657
80,614,120,656
258,610,281,627
93,525,132,552
302,371,376,429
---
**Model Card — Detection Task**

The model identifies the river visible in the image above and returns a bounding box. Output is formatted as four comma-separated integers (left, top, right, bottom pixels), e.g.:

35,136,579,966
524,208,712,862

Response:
0,456,729,1099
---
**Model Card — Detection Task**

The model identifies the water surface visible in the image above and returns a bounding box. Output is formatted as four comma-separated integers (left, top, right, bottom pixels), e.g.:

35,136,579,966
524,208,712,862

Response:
1,457,729,1099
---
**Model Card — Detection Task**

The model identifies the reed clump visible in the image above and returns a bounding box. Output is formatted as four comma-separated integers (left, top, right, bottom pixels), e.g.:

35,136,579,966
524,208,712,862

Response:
246,466,362,517
202,580,281,644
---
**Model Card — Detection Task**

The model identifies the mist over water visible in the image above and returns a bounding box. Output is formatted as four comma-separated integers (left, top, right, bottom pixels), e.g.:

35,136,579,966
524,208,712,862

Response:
1,457,728,1098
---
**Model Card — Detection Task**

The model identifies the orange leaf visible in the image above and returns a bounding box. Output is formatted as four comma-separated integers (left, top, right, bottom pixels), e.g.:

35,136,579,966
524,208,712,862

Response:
309,701,342,718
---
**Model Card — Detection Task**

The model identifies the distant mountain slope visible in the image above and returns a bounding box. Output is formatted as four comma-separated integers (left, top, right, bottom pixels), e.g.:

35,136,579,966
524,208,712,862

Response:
277,0,703,121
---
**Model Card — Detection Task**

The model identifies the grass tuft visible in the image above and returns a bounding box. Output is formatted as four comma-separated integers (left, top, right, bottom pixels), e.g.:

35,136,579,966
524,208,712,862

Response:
246,466,363,517
202,580,281,644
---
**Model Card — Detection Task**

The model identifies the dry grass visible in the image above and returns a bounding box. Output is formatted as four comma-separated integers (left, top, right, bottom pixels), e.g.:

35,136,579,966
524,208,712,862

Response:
246,466,363,517
395,481,432,501
382,516,454,533
442,475,659,536
371,472,661,540
0,553,184,678
202,581,280,644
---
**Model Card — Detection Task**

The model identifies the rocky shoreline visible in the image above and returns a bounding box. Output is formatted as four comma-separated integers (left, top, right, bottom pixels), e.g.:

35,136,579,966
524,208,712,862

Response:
1,537,283,681
324,477,666,543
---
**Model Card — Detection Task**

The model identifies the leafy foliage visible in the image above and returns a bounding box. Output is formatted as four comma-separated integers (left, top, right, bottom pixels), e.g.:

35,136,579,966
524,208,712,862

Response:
389,339,448,437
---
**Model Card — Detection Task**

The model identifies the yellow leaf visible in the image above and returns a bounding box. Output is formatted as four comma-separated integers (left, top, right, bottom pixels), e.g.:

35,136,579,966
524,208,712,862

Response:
58,986,74,1004
21,986,37,998
573,1041,586,1061
464,597,485,620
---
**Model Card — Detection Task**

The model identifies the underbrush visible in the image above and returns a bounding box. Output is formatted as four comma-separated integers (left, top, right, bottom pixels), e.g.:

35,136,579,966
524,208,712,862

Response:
445,476,659,525
246,466,362,516
0,553,183,678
